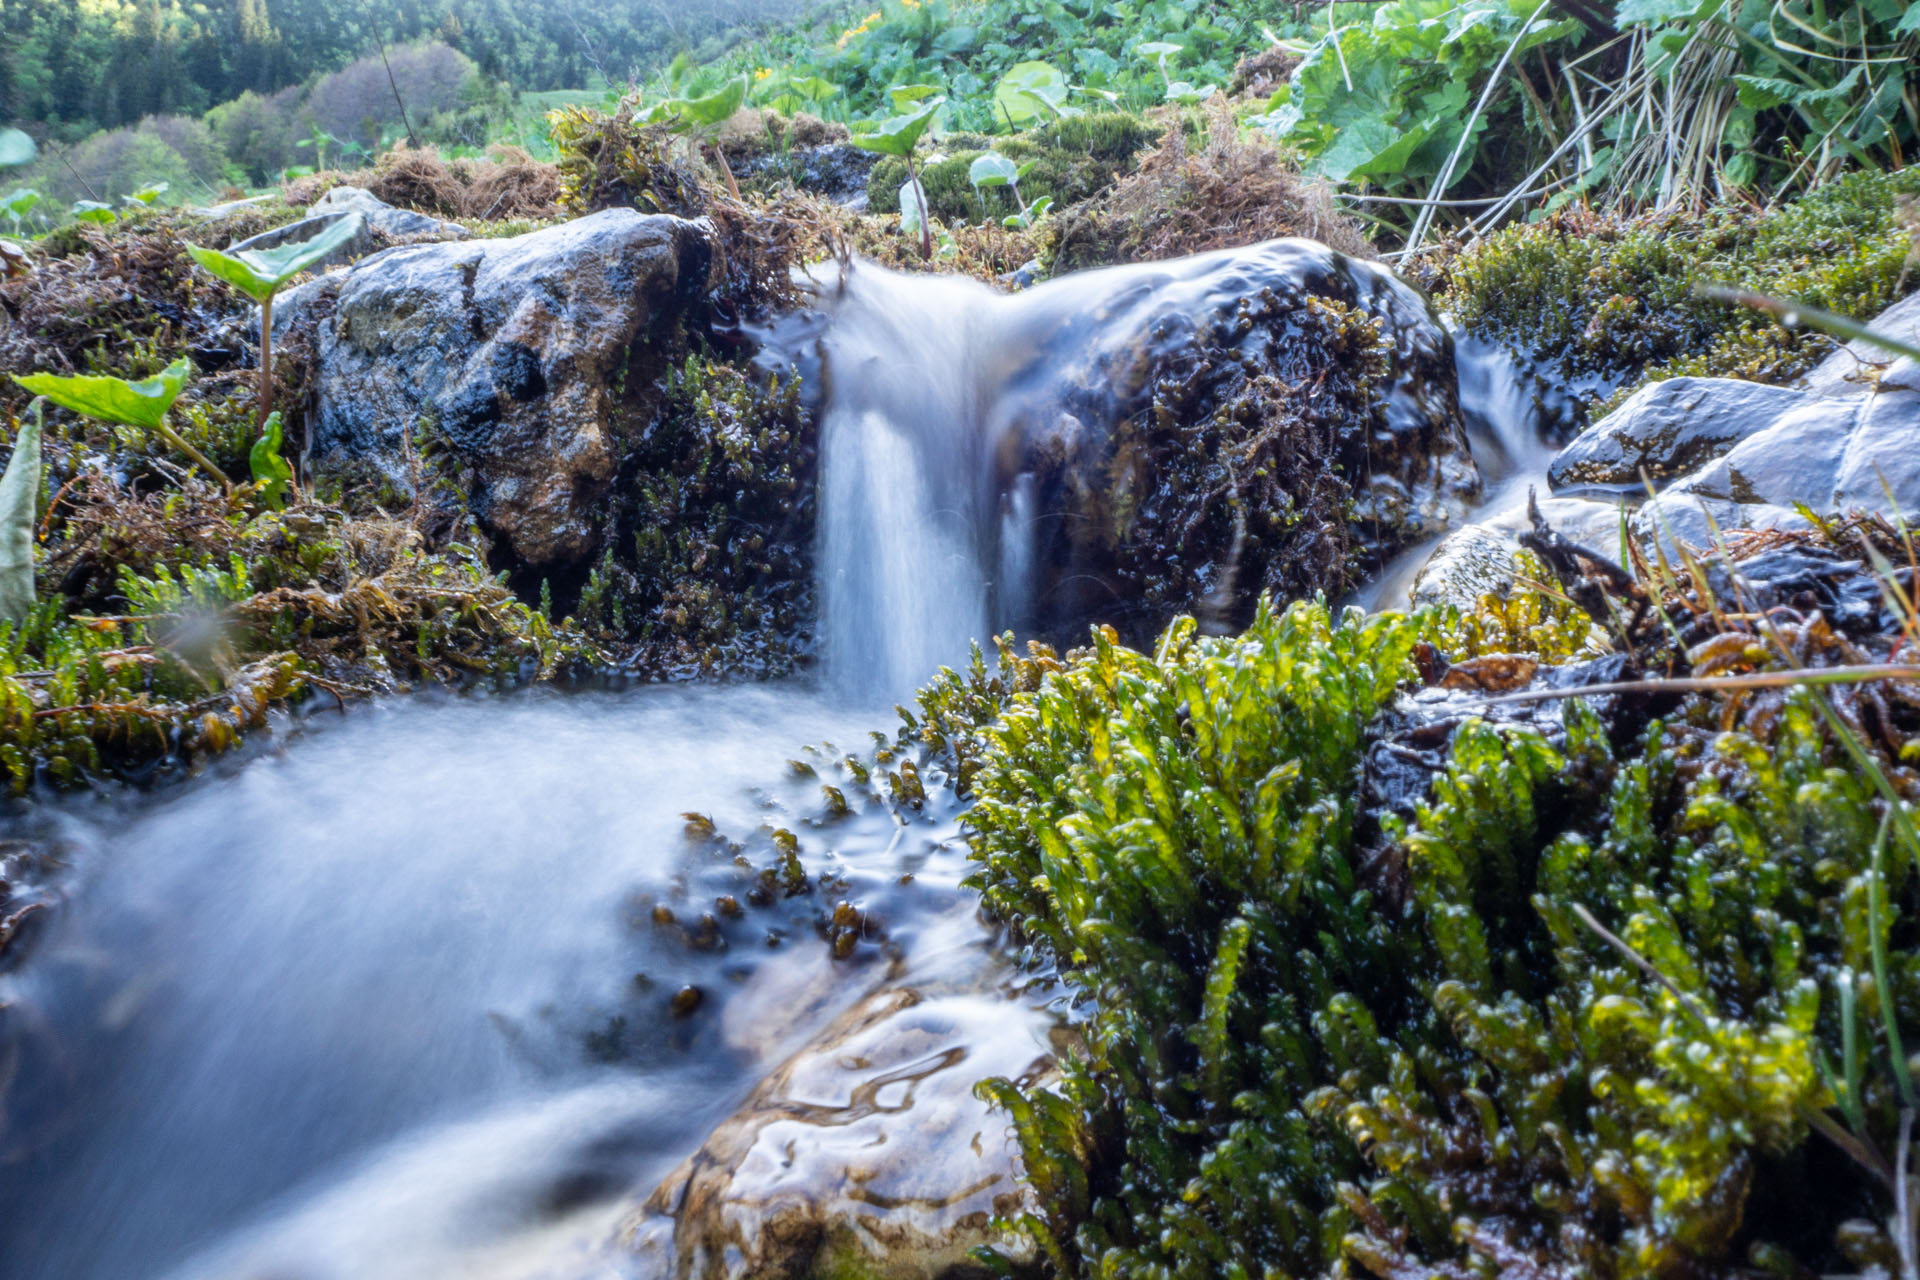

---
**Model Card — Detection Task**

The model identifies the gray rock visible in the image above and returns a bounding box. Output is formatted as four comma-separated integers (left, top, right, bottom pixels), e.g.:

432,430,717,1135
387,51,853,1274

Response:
1800,291,1920,397
310,184,468,241
1409,496,1627,613
280,209,715,569
1546,376,1809,492
623,985,1052,1280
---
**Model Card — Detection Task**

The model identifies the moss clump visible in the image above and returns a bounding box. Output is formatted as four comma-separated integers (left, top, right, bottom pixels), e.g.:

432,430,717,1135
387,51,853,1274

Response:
961,529,1920,1276
865,111,1158,222
575,354,817,678
1037,99,1375,276
1436,165,1920,431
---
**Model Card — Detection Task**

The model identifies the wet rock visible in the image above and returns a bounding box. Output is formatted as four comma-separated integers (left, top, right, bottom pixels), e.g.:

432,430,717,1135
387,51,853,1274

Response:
737,145,877,207
1546,376,1808,491
996,238,1479,636
280,210,715,569
1801,291,1920,396
309,184,468,241
625,986,1051,1280
1410,497,1623,613
1658,366,1920,525
1631,492,1813,559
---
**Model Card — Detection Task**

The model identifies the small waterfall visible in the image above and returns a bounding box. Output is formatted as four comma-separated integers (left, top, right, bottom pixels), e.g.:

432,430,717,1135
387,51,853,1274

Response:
804,239,1463,698
813,267,1003,698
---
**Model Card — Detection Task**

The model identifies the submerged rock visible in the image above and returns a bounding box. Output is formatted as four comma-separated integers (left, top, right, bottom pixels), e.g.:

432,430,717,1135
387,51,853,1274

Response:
280,209,714,570
625,986,1051,1280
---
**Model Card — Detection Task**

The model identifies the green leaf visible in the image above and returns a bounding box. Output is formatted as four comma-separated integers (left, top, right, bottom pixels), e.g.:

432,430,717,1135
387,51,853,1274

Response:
13,357,193,430
185,211,365,302
250,411,293,511
899,179,928,235
123,181,169,207
789,75,841,101
1136,40,1184,59
670,75,749,128
71,201,116,225
0,401,42,626
849,98,944,157
887,83,944,112
2,188,40,219
992,61,1069,126
969,152,1020,189
1898,3,1920,35
0,129,35,169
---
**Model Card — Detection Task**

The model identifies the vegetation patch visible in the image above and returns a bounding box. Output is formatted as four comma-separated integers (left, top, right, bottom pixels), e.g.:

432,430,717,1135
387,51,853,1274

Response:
1038,101,1372,276
864,111,1157,224
959,519,1920,1279
1434,165,1920,433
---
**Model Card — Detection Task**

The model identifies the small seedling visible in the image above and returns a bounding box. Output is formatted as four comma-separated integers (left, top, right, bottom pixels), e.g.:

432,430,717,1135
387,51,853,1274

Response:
70,201,116,225
186,211,366,443
13,357,229,487
2,188,41,236
641,76,750,200
968,151,1052,229
850,88,945,260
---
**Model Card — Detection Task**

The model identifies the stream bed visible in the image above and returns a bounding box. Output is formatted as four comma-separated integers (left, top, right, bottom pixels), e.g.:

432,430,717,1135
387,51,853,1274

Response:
0,685,1049,1280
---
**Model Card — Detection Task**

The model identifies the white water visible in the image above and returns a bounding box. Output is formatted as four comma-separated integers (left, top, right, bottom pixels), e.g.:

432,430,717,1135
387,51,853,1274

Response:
0,688,1042,1280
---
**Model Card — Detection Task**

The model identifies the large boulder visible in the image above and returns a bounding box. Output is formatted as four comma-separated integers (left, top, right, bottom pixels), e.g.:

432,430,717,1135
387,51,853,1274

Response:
281,210,714,569
623,985,1054,1280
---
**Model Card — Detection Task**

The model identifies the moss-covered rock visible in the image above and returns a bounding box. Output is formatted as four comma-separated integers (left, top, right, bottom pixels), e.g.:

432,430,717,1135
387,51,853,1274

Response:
1435,165,1920,435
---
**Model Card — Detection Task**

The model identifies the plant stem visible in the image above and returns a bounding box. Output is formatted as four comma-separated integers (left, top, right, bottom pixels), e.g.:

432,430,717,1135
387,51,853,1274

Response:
153,413,231,490
257,292,274,437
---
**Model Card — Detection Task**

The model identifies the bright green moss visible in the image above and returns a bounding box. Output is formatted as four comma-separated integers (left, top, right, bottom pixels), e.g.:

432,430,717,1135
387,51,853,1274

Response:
865,111,1158,221
1440,165,1920,429
961,592,1920,1277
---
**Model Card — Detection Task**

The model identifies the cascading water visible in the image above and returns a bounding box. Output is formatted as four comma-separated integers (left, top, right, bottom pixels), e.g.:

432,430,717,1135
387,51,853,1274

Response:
0,240,1543,1280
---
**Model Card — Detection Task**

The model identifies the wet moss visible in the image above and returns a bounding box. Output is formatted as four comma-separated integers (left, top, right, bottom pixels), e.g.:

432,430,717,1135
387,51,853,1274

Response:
956,525,1920,1279
1435,165,1920,432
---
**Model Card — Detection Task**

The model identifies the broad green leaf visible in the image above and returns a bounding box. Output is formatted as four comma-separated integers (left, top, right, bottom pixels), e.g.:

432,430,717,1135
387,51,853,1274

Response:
992,61,1069,126
888,83,944,111
969,152,1020,189
186,211,366,302
1,188,40,219
0,401,42,626
674,76,749,128
71,201,116,225
1614,0,1716,24
250,411,293,511
1898,3,1920,35
0,129,35,169
13,357,193,430
789,75,841,101
124,181,169,207
933,25,979,54
849,98,944,157
1136,41,1184,59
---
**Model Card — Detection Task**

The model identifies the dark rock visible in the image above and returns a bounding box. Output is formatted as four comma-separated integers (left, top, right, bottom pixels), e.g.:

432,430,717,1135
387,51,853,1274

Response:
1546,376,1809,492
992,238,1480,636
280,210,715,570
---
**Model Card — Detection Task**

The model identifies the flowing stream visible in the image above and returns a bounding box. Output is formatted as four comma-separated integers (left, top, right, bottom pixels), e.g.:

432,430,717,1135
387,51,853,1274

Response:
1,248,1546,1280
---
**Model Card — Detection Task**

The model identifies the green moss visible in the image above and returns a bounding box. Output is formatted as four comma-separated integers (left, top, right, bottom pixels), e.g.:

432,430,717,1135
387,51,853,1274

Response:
959,583,1920,1278
865,111,1158,221
1438,165,1920,431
